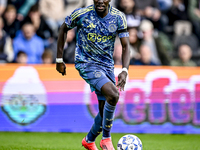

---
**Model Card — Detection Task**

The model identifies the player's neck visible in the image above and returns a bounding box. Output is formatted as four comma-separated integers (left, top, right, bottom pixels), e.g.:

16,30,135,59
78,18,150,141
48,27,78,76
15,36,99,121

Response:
95,7,109,18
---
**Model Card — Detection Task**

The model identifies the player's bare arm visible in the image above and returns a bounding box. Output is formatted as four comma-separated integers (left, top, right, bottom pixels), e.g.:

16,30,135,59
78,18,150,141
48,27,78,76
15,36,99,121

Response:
56,22,69,76
117,36,130,91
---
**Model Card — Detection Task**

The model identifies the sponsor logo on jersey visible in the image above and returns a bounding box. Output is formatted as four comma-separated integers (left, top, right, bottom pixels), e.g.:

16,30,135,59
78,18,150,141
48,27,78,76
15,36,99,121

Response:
87,33,112,43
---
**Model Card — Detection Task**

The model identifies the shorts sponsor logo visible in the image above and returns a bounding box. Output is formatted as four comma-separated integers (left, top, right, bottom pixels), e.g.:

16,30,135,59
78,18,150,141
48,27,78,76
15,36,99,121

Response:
95,71,102,78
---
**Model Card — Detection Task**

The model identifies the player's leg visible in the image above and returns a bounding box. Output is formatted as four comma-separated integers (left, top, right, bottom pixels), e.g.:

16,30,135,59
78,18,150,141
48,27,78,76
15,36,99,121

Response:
78,64,115,149
98,100,105,118
101,82,119,138
82,100,105,150
100,82,119,150
86,100,105,142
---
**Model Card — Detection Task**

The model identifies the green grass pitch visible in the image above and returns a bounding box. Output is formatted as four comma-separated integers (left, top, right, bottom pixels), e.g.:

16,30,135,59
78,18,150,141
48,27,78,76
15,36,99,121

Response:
0,132,199,150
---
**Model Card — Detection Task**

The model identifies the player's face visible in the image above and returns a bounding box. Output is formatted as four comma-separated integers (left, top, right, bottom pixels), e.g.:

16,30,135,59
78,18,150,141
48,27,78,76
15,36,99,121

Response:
94,0,111,14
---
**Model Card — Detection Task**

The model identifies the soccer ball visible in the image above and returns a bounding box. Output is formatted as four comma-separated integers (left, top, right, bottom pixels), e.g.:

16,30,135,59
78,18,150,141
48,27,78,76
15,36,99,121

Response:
117,134,142,150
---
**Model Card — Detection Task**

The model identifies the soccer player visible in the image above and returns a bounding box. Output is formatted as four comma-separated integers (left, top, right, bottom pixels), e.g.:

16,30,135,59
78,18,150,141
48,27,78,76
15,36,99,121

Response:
56,0,130,149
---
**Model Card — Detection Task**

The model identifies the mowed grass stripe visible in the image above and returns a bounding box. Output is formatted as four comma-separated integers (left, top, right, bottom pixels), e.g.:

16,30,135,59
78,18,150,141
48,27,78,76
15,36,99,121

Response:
0,132,199,150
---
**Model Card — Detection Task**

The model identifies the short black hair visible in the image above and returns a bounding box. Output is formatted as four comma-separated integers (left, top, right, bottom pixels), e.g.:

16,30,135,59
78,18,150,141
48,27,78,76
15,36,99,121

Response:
17,51,27,57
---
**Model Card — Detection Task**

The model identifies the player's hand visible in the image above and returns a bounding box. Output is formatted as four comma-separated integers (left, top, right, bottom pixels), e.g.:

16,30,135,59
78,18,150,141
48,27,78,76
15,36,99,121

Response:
117,71,128,91
56,62,66,76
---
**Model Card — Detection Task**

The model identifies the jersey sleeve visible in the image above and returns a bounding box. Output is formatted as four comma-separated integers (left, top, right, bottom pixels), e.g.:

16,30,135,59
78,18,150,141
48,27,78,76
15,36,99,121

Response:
117,12,129,38
65,8,82,29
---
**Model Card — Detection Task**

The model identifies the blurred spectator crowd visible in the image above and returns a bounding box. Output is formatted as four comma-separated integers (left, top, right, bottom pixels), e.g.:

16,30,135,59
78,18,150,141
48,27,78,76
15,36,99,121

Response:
0,0,200,66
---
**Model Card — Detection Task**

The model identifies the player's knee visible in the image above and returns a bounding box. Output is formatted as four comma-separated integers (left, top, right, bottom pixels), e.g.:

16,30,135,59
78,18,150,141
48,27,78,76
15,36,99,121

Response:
107,90,119,106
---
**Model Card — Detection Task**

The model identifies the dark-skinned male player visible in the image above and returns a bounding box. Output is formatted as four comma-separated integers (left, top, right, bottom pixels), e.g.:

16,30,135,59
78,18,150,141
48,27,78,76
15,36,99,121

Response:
56,0,130,149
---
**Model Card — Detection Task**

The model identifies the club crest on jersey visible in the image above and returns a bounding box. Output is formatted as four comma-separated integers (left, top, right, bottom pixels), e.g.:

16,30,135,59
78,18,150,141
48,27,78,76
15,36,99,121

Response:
108,24,117,32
